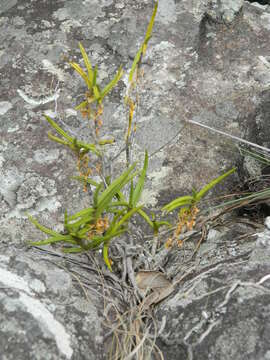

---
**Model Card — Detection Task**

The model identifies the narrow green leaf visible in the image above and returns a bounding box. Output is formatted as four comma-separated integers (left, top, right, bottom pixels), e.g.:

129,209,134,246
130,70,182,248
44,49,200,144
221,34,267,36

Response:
62,247,84,253
66,216,94,234
96,164,137,216
100,66,124,100
45,116,73,142
132,151,148,206
103,244,112,271
47,132,69,146
93,85,101,101
71,176,99,188
153,220,171,235
75,100,88,110
162,196,194,213
94,183,104,209
106,211,126,233
74,139,101,156
69,61,91,88
137,208,154,228
112,206,143,232
93,65,98,86
155,220,171,227
144,2,158,47
107,201,130,209
67,207,95,221
98,138,115,145
129,179,134,208
196,168,236,202
128,2,158,82
27,214,62,237
128,44,143,83
28,235,76,246
79,42,93,88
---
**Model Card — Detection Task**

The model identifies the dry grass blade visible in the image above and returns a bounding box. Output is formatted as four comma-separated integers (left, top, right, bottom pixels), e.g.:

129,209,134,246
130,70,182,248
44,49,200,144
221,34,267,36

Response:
104,289,165,360
187,119,270,153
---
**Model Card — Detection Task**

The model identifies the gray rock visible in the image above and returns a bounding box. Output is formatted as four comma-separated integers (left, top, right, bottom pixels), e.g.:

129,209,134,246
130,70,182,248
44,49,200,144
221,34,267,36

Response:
0,247,105,360
206,0,244,24
156,221,270,359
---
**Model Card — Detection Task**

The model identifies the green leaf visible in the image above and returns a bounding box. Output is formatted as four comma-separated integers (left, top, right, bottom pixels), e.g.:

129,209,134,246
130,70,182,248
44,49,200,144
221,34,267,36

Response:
153,220,171,235
27,214,62,237
45,116,73,142
128,44,143,83
71,176,99,188
75,100,88,110
107,201,130,209
128,2,158,82
72,138,100,156
94,183,104,209
98,138,115,145
132,151,148,207
103,244,112,271
67,207,95,221
47,132,69,146
93,85,101,101
112,206,143,233
100,66,124,100
143,2,158,47
28,235,77,246
195,167,236,202
79,42,94,87
129,179,134,208
69,61,91,89
62,247,85,253
62,229,126,254
162,195,194,213
137,208,154,228
93,65,98,87
66,216,94,234
96,164,137,217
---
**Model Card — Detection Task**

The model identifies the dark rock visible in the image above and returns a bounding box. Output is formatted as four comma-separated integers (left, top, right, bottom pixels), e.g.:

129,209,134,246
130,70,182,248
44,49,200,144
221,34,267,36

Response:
156,218,270,359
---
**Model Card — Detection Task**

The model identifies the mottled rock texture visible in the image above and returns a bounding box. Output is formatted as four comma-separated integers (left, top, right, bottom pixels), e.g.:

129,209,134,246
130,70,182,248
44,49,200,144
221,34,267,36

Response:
1,0,270,359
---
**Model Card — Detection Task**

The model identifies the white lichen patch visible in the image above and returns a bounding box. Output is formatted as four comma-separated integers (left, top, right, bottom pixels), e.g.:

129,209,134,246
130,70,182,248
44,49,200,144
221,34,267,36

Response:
0,101,12,115
29,278,46,293
141,166,171,207
17,88,60,108
34,149,60,164
7,124,19,133
0,167,25,208
42,59,66,82
60,19,82,33
0,267,33,294
20,293,73,358
156,0,177,24
65,108,77,117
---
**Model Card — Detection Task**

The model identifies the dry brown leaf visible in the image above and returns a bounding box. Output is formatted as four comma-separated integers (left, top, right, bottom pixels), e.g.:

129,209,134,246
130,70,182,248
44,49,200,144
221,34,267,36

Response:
135,271,171,290
136,271,174,308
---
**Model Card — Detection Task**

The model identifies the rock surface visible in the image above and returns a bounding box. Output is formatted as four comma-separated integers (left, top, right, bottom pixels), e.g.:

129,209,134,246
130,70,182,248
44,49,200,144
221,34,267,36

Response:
1,0,270,359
